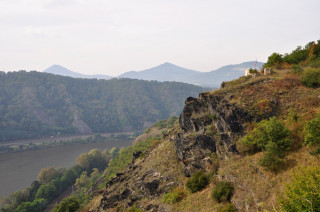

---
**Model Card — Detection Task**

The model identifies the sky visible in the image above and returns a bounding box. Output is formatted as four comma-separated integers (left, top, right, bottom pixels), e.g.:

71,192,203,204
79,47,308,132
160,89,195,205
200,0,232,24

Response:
0,0,320,76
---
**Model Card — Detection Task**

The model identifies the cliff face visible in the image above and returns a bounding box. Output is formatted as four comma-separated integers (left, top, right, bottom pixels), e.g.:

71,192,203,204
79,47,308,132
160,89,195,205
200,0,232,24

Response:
174,91,255,176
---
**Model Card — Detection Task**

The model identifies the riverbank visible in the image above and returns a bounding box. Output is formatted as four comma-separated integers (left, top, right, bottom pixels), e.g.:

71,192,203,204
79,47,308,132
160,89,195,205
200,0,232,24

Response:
0,138,132,199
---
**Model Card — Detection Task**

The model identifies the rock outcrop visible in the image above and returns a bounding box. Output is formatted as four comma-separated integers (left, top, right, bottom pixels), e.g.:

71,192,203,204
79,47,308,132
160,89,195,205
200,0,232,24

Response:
174,91,255,176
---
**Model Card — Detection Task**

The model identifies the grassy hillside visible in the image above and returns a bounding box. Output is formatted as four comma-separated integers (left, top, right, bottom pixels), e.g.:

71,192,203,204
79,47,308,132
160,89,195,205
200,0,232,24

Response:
0,71,204,141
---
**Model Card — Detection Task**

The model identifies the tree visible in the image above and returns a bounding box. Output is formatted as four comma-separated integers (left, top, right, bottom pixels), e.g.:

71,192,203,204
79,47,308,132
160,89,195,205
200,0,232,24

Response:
53,196,80,212
278,166,320,211
37,167,60,184
264,53,283,68
35,183,59,202
74,171,90,191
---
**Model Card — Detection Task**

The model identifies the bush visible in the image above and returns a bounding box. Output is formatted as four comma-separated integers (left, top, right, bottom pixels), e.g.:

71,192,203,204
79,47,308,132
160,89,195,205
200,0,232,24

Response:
304,114,320,145
240,117,291,154
186,171,209,193
258,142,286,173
53,196,80,212
278,166,320,211
162,187,185,204
212,181,234,203
301,67,320,87
218,203,237,212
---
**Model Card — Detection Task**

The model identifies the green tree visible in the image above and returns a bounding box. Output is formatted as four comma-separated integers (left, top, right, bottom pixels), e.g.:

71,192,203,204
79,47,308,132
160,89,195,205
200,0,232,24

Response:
15,198,47,212
278,166,320,211
264,53,283,68
35,183,58,202
53,196,80,212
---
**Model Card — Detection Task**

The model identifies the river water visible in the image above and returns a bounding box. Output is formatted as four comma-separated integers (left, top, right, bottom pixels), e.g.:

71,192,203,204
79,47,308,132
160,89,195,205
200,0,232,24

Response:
0,139,131,199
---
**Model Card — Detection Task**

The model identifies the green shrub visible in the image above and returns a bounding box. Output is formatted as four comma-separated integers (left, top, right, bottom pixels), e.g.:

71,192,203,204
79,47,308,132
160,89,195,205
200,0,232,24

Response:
278,165,320,211
258,142,286,173
53,196,80,212
162,187,185,204
186,171,209,193
304,114,320,145
218,203,237,212
212,181,234,203
301,67,320,87
240,117,291,154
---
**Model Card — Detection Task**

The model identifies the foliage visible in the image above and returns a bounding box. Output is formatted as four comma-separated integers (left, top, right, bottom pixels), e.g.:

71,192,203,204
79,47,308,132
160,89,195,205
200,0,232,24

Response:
258,142,286,173
240,117,291,154
15,198,47,212
278,165,320,211
77,149,109,172
162,187,185,204
35,182,59,202
52,196,80,212
185,171,209,193
264,40,320,69
37,166,61,184
240,117,292,172
304,114,320,145
0,71,203,141
74,171,90,192
218,203,237,212
264,53,283,68
283,46,308,64
301,67,320,87
212,181,234,203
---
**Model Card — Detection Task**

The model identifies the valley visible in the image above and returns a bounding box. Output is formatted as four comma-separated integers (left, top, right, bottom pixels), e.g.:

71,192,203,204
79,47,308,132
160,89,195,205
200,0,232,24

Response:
0,138,131,199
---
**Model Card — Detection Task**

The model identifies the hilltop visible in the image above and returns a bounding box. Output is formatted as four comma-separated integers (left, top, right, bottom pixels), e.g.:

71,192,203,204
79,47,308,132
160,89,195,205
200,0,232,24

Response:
0,71,204,141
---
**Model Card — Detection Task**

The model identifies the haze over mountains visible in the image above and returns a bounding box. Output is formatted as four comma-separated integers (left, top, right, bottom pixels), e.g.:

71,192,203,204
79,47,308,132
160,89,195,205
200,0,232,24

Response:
44,65,113,80
43,61,264,88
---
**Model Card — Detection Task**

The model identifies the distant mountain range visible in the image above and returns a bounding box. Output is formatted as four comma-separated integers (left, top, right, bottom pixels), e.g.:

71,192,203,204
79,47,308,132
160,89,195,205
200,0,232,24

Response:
43,65,113,80
43,61,264,88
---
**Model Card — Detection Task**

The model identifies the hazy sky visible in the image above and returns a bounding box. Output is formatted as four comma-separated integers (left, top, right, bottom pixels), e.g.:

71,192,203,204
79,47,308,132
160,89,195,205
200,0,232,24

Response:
0,0,320,76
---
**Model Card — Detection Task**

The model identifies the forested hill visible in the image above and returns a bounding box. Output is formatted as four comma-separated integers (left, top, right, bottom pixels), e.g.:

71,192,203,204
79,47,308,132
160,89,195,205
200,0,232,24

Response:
0,71,204,141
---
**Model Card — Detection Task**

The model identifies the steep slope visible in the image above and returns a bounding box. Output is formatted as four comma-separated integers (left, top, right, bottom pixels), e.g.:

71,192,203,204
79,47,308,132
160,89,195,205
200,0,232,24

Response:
0,71,204,141
43,65,112,80
85,69,320,211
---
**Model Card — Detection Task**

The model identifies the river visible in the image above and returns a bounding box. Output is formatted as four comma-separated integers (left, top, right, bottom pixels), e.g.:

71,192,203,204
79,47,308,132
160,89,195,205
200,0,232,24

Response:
0,139,131,199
